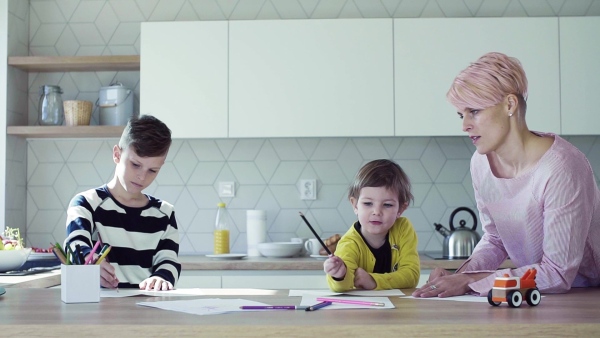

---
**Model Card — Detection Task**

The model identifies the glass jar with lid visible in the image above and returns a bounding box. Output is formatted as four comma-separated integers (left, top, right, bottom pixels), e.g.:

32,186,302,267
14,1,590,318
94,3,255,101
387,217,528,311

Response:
38,85,64,125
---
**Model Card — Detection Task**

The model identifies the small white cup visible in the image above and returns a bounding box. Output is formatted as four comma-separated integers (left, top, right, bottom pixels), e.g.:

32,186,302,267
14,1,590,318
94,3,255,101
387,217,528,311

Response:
304,238,323,256
291,237,308,256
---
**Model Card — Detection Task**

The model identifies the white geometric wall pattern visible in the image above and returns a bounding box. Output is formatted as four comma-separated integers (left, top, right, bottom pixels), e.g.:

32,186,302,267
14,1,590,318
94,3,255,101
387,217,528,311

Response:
13,0,600,254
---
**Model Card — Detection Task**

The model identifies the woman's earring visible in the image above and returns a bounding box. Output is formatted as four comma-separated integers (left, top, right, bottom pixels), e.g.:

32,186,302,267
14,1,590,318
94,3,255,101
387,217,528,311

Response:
509,112,513,117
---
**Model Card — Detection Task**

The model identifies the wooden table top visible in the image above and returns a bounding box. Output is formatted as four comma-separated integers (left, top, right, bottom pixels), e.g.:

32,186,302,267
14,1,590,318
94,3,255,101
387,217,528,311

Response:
1,287,599,336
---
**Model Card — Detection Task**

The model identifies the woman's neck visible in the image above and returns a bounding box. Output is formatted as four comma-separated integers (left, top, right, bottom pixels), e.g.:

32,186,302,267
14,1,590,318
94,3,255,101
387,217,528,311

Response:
488,130,552,178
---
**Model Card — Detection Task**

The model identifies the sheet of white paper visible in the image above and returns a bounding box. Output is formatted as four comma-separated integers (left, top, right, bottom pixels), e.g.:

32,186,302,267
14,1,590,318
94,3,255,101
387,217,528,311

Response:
137,298,269,315
289,289,404,297
300,295,394,309
101,288,232,298
401,295,489,302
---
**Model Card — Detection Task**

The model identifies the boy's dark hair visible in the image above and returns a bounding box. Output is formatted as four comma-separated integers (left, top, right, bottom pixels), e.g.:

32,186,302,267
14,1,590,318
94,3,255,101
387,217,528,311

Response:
348,159,414,206
118,115,172,157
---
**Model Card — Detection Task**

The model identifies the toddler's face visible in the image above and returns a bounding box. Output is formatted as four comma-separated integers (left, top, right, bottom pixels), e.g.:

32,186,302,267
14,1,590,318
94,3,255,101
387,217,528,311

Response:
351,187,405,238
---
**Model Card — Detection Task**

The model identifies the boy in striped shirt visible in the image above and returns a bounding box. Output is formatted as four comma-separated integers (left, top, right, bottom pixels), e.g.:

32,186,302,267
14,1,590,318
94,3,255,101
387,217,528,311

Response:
64,115,181,291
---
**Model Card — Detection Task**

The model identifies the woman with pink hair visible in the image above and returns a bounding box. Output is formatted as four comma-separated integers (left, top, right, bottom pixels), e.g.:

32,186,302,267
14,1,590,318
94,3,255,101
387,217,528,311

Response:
413,52,600,298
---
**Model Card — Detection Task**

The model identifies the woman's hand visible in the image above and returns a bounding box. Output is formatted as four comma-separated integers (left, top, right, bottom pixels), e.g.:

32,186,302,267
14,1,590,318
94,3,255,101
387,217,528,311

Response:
99,259,119,289
412,271,491,298
139,276,173,291
324,255,346,279
354,267,376,290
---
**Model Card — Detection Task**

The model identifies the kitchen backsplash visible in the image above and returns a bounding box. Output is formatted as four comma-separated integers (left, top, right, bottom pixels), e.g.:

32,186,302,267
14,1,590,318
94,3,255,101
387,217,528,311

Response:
6,0,600,254
24,136,600,255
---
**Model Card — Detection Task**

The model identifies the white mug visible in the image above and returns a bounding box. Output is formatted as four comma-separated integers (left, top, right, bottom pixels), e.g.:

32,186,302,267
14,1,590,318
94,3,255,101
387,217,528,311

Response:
304,238,323,256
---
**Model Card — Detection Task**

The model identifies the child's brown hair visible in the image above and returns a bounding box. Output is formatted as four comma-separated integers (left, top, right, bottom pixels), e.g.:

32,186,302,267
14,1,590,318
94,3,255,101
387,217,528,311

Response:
118,115,172,157
348,159,413,206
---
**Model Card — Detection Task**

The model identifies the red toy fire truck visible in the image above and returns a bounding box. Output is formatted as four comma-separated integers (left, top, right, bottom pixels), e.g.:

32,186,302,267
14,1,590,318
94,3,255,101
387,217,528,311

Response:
488,268,541,308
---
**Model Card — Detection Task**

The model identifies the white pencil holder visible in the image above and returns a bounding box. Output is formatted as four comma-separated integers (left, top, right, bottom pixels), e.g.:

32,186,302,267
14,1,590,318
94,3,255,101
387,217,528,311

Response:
60,264,100,303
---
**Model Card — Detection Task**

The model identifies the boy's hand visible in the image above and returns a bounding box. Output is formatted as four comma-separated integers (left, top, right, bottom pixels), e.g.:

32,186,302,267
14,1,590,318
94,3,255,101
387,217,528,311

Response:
139,276,173,291
353,267,376,290
324,255,346,279
99,259,119,289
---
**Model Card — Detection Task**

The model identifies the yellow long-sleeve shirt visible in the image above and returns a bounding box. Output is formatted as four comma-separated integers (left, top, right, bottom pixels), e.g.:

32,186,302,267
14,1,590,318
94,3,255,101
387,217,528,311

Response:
326,217,420,292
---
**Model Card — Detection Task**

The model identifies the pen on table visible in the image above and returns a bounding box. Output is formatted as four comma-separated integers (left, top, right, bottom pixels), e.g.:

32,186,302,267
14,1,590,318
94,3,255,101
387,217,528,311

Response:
95,245,112,265
84,240,102,265
316,297,385,307
305,301,332,312
239,305,308,310
298,212,332,256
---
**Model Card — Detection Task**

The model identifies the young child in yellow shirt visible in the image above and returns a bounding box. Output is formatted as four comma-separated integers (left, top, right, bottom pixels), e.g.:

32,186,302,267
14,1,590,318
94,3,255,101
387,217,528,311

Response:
324,159,420,292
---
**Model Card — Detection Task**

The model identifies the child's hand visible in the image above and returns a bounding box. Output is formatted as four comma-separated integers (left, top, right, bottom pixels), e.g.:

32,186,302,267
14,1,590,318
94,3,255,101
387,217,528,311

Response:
353,267,376,290
324,255,346,279
99,259,119,289
139,276,173,291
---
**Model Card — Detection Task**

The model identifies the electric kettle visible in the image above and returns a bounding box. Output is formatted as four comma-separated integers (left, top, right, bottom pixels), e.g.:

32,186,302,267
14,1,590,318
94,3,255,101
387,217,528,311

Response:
434,207,481,259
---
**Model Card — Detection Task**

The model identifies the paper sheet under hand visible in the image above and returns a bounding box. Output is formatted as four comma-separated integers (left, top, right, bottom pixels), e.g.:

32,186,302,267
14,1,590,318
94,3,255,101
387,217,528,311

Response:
300,295,394,309
289,289,405,297
137,298,269,315
101,288,237,298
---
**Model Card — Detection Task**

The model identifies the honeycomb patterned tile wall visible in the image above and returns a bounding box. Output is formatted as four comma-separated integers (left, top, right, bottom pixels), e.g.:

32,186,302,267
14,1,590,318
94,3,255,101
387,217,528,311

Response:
7,0,600,254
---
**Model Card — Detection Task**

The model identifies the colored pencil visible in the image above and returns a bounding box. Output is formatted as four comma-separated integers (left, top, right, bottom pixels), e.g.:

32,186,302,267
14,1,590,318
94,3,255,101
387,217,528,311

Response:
298,212,332,255
316,297,385,307
305,301,332,311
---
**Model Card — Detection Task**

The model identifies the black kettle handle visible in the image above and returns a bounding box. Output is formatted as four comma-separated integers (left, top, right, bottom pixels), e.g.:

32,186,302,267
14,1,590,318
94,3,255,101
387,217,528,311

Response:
449,207,478,231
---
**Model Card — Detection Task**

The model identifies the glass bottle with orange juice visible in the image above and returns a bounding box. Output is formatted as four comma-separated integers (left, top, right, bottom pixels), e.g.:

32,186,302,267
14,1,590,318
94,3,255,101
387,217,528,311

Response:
214,202,230,254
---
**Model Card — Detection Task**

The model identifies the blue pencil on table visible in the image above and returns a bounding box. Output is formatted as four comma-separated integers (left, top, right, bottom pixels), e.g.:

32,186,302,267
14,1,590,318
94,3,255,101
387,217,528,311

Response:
239,305,307,310
305,301,332,311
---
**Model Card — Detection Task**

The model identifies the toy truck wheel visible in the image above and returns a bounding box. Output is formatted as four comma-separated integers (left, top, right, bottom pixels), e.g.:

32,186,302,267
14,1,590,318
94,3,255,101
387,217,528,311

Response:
526,288,541,306
487,290,500,306
507,290,523,308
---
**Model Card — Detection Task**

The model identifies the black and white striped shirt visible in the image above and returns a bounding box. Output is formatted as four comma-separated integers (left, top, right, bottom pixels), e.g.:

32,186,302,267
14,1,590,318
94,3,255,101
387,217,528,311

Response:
64,185,181,288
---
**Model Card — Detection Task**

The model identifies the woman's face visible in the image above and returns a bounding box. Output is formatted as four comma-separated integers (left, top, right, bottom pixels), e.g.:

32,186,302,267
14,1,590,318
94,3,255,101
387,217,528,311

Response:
458,99,511,155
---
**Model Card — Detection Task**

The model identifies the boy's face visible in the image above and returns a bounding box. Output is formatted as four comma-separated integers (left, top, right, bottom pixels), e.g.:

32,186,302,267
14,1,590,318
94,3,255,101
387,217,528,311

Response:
113,145,166,195
350,187,407,239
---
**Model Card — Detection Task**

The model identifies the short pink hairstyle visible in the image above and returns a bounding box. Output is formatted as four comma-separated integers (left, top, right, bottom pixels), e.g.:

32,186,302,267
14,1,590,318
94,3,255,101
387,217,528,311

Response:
447,52,528,113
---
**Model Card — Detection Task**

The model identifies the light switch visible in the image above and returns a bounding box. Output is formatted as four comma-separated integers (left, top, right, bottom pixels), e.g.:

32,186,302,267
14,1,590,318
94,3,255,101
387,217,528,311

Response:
218,181,235,197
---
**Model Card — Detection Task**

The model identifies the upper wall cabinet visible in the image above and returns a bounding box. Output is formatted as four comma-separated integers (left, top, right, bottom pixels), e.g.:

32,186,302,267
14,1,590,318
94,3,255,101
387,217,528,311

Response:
394,18,560,136
140,21,228,138
559,17,600,135
229,19,394,138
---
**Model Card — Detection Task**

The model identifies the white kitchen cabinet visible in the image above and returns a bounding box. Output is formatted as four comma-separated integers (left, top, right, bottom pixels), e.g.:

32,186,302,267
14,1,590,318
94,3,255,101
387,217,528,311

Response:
559,17,600,135
229,19,394,138
177,271,222,289
177,270,328,290
394,18,560,136
140,22,228,138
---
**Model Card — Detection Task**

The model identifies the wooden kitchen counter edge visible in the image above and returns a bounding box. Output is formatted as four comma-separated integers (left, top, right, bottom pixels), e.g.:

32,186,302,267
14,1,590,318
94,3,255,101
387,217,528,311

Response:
178,254,515,270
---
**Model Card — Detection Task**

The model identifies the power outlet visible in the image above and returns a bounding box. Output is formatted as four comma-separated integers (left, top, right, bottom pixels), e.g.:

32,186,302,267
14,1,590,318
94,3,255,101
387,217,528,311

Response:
300,179,317,200
218,181,235,197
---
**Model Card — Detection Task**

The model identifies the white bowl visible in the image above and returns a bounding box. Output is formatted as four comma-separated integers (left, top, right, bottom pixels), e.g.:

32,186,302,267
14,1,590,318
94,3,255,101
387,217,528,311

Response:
257,242,303,258
0,248,32,272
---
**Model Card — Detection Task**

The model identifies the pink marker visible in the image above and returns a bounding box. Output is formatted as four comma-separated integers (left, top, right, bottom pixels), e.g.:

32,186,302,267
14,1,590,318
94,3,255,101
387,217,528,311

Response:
84,240,102,265
316,297,385,307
